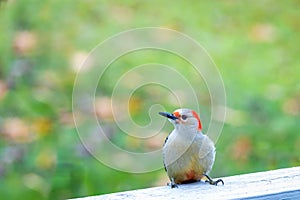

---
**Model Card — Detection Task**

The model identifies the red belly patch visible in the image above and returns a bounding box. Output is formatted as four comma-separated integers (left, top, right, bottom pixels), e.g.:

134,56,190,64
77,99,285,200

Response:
185,170,196,181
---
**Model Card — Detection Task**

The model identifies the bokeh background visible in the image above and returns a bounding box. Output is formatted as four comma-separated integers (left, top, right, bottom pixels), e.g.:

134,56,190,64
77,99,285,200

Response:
0,0,299,199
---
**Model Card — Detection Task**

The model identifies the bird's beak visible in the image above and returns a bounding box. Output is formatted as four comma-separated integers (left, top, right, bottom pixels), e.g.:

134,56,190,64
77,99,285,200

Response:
158,112,178,120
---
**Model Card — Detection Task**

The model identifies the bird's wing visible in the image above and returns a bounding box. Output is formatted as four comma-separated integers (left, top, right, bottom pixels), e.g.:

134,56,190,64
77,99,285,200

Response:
163,132,171,172
164,134,169,145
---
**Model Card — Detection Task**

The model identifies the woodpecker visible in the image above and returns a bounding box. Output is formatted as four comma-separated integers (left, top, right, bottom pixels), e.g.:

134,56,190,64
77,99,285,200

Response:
159,108,223,188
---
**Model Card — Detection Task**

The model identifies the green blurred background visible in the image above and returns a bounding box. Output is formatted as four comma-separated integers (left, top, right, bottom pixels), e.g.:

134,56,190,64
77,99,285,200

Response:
0,0,299,199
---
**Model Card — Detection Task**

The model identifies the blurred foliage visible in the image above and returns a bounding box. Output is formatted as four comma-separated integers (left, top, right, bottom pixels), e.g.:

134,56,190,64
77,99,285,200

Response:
0,0,300,199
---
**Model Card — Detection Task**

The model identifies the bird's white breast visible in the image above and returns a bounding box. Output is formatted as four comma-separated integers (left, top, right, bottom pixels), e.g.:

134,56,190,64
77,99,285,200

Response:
163,129,216,183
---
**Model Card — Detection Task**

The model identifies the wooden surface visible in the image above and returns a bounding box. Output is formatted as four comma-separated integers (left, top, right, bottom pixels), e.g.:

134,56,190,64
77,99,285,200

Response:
72,166,300,200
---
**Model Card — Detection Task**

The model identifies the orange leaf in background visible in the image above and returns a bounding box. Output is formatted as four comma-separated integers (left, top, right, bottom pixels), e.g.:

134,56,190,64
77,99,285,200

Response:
95,97,114,121
231,135,253,162
59,111,75,127
282,98,300,116
249,23,277,43
13,31,37,55
1,118,34,143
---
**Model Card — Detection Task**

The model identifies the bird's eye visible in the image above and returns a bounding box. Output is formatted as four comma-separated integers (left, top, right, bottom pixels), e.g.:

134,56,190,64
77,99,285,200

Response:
181,115,188,120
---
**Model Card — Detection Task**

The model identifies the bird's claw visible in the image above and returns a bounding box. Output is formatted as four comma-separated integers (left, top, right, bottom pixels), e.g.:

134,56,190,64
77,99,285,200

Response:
167,178,178,188
204,174,224,186
167,182,178,188
205,178,224,186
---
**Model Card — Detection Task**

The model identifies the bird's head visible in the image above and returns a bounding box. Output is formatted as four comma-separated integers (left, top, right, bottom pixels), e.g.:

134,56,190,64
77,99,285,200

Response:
159,108,202,131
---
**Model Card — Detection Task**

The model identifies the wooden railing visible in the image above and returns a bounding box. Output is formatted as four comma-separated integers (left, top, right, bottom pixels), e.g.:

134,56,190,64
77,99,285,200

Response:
71,166,300,200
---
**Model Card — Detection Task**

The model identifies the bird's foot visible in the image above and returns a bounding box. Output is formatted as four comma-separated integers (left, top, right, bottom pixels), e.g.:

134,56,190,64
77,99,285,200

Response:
203,174,224,186
167,182,178,188
167,178,178,188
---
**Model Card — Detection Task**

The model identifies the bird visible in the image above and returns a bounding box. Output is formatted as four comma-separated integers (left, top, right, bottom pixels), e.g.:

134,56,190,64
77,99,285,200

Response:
159,108,224,188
